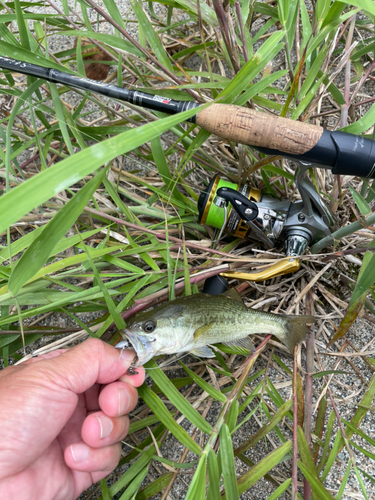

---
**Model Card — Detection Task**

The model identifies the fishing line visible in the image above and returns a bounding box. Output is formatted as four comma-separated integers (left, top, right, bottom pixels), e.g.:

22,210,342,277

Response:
144,352,192,370
211,204,227,250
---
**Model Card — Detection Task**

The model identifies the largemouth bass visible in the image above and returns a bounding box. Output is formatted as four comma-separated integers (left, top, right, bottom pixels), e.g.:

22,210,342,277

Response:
116,289,315,366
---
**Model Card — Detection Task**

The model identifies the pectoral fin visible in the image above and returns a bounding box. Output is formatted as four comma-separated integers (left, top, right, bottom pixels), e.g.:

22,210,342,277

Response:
194,323,214,340
190,346,215,358
222,288,243,302
223,337,255,352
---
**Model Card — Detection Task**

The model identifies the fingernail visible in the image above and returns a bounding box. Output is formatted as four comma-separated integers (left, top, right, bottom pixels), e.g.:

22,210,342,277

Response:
71,443,89,463
96,414,114,439
119,349,135,363
118,387,130,416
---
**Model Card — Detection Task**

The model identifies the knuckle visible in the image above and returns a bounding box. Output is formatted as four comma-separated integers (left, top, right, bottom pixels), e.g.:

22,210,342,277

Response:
85,337,105,353
118,415,130,440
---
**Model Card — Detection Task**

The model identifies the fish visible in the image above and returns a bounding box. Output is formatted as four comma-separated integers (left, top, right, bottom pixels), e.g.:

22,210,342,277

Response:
116,289,316,366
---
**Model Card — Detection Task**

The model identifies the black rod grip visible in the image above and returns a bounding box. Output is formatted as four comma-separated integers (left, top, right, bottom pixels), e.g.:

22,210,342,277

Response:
256,129,375,178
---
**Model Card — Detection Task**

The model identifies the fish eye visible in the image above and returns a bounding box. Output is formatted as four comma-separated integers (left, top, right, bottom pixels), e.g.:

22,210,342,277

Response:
142,320,156,334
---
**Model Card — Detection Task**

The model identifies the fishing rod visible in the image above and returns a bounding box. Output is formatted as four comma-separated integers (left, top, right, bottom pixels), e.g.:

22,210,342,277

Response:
1,55,375,179
1,55,373,284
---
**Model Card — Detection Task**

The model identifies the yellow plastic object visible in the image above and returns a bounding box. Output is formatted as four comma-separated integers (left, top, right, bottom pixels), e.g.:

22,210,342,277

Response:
220,257,300,282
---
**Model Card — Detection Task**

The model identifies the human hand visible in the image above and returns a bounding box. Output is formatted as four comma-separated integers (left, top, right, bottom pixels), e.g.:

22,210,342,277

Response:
0,338,145,500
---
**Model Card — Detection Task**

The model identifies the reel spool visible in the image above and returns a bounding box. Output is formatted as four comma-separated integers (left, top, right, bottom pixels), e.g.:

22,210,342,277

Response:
198,174,291,249
198,175,261,240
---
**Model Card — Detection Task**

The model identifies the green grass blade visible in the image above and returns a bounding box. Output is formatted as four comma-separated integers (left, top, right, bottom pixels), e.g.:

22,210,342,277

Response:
5,79,44,186
0,105,201,234
58,29,143,56
234,399,293,455
341,373,375,451
353,464,370,500
266,479,292,499
226,400,238,433
135,473,173,500
153,456,198,469
341,104,375,134
298,460,336,500
100,478,112,500
128,415,160,434
49,82,74,155
348,252,375,306
0,225,44,262
102,0,127,28
342,418,375,447
146,359,212,434
184,453,207,500
336,460,351,500
14,0,31,51
81,252,127,333
137,384,202,455
233,70,288,106
109,445,155,496
207,448,221,500
232,403,260,434
218,30,285,104
349,186,371,215
341,0,375,16
180,362,227,402
118,467,149,500
151,136,182,200
235,441,292,496
321,430,342,481
329,251,372,345
220,424,239,500
131,0,173,72
173,0,218,26
350,440,375,460
317,410,335,473
8,170,107,296
358,468,375,485
297,425,320,479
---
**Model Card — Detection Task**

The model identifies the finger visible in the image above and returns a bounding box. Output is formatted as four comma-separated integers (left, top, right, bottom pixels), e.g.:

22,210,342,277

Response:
65,441,122,473
84,383,101,412
57,393,87,450
98,381,139,417
118,366,145,387
81,411,129,448
0,349,69,382
20,349,68,365
38,338,136,394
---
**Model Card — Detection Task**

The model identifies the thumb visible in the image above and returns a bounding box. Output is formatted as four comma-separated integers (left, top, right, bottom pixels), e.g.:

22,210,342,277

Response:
42,338,138,394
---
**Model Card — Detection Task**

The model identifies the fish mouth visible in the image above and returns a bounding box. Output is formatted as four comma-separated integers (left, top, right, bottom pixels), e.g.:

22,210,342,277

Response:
115,329,155,367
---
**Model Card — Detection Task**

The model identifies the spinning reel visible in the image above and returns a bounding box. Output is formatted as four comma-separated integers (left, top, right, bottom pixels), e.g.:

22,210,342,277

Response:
198,162,335,283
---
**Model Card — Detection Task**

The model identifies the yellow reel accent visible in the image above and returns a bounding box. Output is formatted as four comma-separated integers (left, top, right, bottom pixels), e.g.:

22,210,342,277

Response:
220,257,300,282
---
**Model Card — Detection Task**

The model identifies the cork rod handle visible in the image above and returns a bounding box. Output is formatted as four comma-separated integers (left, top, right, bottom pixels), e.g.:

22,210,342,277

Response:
195,103,323,156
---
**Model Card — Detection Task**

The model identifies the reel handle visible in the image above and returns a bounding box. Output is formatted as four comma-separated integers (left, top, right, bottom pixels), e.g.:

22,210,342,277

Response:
196,104,375,178
215,187,259,222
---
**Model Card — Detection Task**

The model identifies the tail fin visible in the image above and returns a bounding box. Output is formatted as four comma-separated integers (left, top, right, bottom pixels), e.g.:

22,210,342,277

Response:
281,315,316,353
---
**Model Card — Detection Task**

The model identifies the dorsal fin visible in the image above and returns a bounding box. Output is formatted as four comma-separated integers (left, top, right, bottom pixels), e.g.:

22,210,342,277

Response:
193,323,214,340
222,288,243,302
